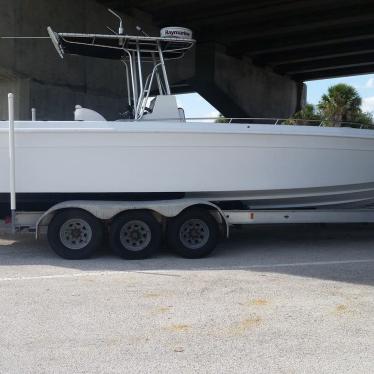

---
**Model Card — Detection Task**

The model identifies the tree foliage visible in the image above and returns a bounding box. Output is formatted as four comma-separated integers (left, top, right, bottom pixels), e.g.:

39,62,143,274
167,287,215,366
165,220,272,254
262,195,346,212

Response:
318,84,362,127
289,84,373,128
215,114,229,123
286,103,322,125
352,111,373,128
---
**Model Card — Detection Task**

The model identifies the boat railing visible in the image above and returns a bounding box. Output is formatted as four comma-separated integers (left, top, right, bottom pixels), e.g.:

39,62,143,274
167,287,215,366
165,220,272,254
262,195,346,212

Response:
139,116,373,129
192,117,370,128
4,110,371,129
223,118,370,129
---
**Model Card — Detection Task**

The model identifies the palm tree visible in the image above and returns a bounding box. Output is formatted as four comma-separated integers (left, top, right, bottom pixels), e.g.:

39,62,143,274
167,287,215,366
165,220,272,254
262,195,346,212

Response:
318,84,362,127
286,103,322,125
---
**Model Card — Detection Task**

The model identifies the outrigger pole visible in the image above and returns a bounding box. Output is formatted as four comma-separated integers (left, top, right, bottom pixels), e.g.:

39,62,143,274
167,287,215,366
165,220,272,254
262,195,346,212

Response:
8,93,16,234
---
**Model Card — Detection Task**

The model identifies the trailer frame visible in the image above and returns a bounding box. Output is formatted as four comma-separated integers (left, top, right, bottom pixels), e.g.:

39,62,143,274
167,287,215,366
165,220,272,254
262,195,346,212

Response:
11,204,374,236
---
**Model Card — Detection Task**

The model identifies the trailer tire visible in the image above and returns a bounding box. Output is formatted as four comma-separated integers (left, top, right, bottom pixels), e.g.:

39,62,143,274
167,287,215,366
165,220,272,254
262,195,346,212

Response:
47,209,104,260
167,208,219,258
109,211,161,260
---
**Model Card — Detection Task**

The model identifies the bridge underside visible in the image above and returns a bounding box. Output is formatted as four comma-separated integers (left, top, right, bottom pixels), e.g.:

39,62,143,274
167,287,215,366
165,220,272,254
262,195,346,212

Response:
99,0,374,81
1,0,373,119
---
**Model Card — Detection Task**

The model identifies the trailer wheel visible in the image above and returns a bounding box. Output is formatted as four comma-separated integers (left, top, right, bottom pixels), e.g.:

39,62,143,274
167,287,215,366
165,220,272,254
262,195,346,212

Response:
109,211,161,260
167,208,219,258
47,209,104,260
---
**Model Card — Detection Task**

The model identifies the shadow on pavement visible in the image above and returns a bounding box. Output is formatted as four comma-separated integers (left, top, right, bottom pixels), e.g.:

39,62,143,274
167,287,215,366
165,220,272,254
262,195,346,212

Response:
1,223,374,286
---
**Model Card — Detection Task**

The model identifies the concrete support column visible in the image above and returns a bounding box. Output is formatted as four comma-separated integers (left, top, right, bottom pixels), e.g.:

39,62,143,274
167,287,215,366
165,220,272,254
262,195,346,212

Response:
192,43,306,118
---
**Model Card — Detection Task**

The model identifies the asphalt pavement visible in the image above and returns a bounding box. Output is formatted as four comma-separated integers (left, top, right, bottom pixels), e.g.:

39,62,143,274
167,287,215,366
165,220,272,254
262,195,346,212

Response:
0,224,373,374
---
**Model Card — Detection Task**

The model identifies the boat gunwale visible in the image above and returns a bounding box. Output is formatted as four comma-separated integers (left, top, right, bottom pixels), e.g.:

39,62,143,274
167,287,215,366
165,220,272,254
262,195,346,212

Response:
1,122,374,140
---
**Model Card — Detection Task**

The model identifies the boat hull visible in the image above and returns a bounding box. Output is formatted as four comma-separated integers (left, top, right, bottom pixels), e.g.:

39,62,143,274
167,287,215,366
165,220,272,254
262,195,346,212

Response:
1,121,374,215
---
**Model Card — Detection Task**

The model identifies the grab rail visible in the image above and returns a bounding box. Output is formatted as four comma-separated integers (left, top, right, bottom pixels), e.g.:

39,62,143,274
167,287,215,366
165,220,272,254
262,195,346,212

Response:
223,117,368,128
131,116,373,129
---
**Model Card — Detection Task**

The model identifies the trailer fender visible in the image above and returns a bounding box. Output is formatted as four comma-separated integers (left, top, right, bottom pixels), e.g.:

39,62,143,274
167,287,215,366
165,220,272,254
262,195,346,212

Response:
35,199,229,239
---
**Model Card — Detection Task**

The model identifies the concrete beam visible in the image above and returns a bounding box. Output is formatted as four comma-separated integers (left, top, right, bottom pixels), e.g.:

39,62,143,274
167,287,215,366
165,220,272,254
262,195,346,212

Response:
229,21,374,58
254,40,374,67
291,64,374,81
212,9,374,44
276,52,374,75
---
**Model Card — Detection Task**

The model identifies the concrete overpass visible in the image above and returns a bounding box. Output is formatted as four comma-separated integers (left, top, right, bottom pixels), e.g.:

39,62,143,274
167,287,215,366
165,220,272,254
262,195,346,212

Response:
1,0,374,120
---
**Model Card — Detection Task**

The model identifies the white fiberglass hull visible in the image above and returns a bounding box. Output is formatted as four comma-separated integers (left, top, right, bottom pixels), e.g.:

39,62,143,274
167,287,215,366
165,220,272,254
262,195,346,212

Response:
1,121,374,214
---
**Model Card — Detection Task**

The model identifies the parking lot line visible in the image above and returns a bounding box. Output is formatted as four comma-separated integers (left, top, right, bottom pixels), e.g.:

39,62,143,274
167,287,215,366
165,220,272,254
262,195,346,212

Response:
0,258,373,282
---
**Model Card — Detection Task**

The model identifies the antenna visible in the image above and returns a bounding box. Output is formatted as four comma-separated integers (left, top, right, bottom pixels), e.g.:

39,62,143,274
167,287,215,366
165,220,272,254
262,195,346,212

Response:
0,36,49,39
106,26,118,35
136,26,149,37
108,8,124,35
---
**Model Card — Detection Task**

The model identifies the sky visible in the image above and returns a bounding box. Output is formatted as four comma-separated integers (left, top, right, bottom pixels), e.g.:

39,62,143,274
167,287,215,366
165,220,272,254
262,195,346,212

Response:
176,74,374,119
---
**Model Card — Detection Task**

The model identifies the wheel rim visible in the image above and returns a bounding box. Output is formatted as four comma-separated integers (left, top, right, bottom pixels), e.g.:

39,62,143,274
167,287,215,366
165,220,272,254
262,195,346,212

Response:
119,220,152,252
59,218,93,250
179,219,210,250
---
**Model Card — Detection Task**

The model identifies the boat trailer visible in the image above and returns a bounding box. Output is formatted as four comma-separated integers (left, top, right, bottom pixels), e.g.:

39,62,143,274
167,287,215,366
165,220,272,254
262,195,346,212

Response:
4,93,374,259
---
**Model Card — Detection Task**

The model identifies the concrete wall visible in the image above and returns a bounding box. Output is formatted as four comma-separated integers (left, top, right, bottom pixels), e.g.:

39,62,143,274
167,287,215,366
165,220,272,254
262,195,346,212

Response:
0,0,157,120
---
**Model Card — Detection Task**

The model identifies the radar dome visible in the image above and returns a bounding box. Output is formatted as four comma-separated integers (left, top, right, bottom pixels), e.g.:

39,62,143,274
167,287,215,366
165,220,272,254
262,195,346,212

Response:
160,27,193,40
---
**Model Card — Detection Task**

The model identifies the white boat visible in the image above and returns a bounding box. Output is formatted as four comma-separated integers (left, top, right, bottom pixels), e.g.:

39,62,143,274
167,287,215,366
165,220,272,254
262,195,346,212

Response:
1,12,374,217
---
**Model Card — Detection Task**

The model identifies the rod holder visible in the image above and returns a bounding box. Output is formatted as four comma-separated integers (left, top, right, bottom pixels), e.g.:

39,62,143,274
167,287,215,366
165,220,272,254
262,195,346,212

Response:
31,108,36,121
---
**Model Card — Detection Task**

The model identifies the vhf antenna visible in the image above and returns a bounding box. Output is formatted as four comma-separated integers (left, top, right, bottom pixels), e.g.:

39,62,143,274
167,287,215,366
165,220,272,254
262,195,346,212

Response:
136,26,149,37
108,8,124,35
